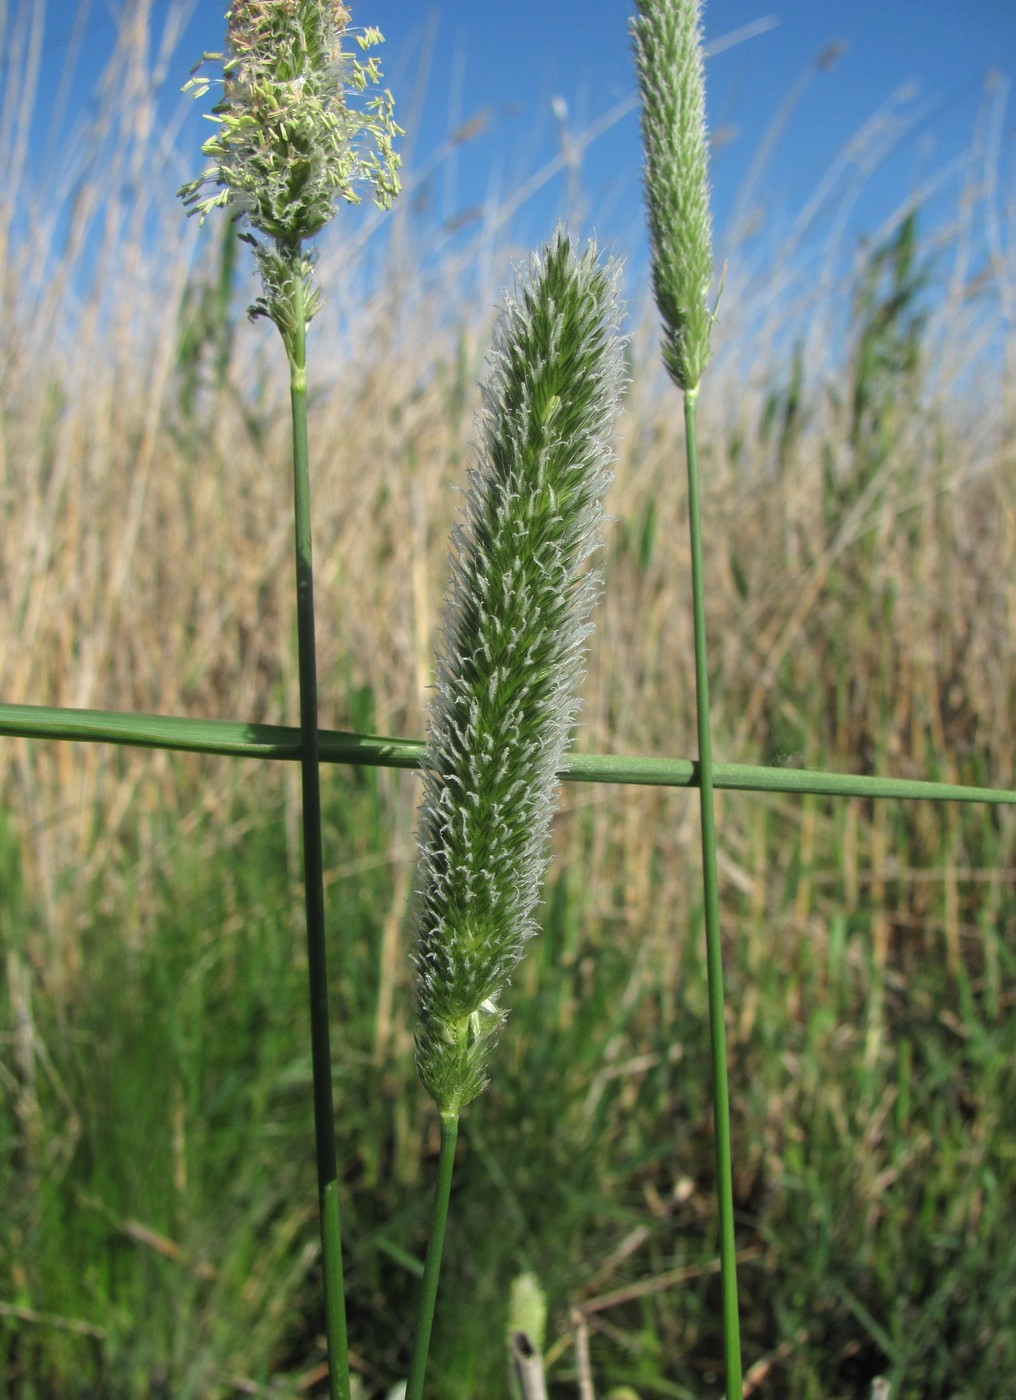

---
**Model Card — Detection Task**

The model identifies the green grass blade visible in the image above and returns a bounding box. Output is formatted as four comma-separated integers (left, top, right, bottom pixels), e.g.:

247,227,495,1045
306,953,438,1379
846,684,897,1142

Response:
3,702,1014,807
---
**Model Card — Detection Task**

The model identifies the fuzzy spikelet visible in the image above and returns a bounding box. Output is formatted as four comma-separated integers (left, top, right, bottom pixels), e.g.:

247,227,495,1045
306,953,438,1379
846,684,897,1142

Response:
412,234,626,1116
631,0,714,392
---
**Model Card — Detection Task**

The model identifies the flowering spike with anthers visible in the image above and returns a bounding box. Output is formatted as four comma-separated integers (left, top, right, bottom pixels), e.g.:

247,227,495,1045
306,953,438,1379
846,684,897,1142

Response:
631,0,714,393
411,233,626,1118
179,1,402,346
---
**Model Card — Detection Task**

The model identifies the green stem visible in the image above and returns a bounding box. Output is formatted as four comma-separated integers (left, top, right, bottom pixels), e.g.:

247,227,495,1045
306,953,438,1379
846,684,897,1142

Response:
405,1111,460,1400
287,271,350,1400
683,388,742,1398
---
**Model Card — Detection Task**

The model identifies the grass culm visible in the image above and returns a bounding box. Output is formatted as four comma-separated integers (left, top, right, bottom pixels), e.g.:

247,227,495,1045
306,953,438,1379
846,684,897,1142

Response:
179,7,402,1397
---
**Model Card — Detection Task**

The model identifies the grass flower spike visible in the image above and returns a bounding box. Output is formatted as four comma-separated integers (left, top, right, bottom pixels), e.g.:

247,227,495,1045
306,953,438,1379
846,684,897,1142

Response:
412,234,626,1118
180,0,401,344
631,0,714,392
404,234,624,1400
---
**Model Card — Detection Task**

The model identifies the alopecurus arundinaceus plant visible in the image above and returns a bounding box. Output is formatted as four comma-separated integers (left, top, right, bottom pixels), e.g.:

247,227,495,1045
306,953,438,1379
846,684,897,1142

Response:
631,1,741,1396
180,7,401,1400
412,233,626,1116
404,232,626,1398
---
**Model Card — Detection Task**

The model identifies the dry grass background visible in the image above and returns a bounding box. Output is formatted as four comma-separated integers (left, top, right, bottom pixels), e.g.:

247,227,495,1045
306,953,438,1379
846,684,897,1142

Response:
2,3,1016,1394
2,11,1013,983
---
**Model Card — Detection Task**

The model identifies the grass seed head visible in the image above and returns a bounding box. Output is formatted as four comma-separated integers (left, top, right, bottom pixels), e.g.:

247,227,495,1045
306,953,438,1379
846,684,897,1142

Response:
631,0,714,392
179,1,402,333
411,233,627,1116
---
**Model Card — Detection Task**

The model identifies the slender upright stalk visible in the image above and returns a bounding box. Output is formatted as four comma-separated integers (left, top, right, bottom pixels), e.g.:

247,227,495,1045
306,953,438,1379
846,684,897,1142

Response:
287,273,350,1400
405,1112,460,1400
179,10,402,1396
630,1,742,1388
683,388,741,1397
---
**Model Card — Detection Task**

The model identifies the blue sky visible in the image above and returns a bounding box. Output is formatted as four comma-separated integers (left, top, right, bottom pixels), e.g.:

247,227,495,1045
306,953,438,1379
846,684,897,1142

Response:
23,0,1016,310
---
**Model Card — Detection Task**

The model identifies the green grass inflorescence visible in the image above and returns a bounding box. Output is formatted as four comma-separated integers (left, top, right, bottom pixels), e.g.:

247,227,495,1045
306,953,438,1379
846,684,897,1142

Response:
412,234,626,1118
403,234,625,1400
630,0,714,393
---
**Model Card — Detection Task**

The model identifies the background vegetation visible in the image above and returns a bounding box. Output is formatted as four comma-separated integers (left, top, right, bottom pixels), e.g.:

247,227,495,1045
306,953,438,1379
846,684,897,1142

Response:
1,4,1014,1397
